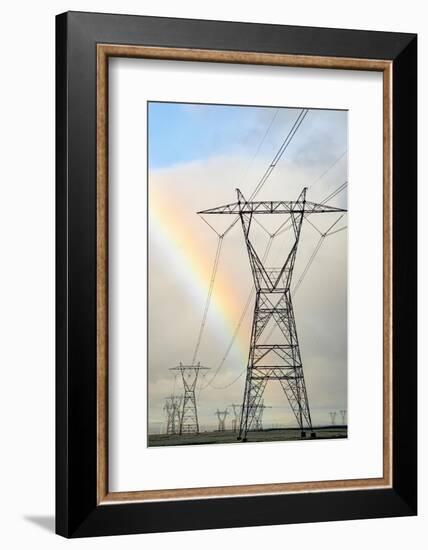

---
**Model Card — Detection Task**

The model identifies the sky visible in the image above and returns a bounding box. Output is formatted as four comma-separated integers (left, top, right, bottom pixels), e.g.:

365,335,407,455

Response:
147,101,348,434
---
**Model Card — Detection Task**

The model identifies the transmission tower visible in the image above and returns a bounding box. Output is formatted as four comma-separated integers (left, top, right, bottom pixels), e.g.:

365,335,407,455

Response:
329,411,337,425
340,409,347,425
163,398,172,434
253,401,272,431
230,403,242,432
163,395,182,435
199,187,346,441
170,362,209,434
215,409,229,431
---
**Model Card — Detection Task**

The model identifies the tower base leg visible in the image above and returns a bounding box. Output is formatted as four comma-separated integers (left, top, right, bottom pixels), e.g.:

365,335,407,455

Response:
311,432,316,439
301,431,306,438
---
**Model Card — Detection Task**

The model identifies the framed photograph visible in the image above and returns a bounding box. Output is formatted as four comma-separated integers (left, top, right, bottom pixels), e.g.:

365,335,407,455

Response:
56,11,417,537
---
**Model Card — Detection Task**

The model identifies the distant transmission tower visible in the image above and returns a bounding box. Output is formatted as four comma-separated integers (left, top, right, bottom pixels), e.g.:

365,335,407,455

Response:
215,409,229,431
230,404,242,432
253,401,272,431
199,187,346,441
340,409,347,425
329,411,337,425
170,363,209,434
163,400,172,434
163,395,182,435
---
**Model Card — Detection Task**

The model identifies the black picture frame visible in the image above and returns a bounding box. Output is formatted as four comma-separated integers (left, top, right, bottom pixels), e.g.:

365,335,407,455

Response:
56,11,417,538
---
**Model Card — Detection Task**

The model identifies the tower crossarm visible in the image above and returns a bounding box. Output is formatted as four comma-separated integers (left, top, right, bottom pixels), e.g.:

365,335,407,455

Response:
198,199,346,215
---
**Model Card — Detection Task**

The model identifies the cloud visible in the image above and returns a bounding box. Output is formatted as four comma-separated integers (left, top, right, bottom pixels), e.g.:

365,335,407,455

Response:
148,155,347,432
147,106,348,434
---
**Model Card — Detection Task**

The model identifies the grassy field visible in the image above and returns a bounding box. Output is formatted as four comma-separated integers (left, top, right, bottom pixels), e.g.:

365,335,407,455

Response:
148,426,347,447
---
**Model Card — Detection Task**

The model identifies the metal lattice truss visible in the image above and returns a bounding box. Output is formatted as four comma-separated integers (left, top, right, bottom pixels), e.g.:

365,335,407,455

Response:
164,395,182,435
253,401,272,431
170,363,209,434
215,409,229,431
230,403,241,432
198,192,344,216
199,187,347,441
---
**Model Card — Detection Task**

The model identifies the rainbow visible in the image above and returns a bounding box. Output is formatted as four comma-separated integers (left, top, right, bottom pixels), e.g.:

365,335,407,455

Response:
149,184,250,368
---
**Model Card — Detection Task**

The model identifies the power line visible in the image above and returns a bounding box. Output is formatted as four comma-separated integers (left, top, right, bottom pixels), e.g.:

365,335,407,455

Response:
324,214,345,235
262,212,347,343
209,368,246,389
292,236,325,297
273,180,348,238
191,235,224,365
308,150,347,190
216,108,310,237
195,109,311,391
326,225,347,237
291,214,345,297
321,181,348,205
270,144,348,238
236,109,280,189
304,216,324,236
192,109,279,364
198,214,223,237
198,236,275,392
198,187,346,440
248,109,309,201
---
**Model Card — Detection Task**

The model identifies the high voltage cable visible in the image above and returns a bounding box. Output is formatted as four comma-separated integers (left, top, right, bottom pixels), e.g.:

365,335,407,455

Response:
291,214,345,297
199,132,348,393
192,107,284,357
262,211,347,344
198,162,347,389
209,368,246,389
274,180,348,238
193,214,273,374
292,236,325,297
198,236,275,393
236,109,279,188
270,145,348,239
193,110,308,378
304,216,324,236
308,150,347,190
198,214,346,388
327,225,347,237
217,108,310,236
321,181,348,205
324,214,345,235
191,236,224,365
199,214,223,237
248,109,309,201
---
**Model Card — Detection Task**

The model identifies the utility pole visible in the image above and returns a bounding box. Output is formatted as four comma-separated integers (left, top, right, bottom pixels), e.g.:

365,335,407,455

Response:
215,409,229,431
340,409,347,425
329,411,337,425
199,188,346,441
170,362,209,434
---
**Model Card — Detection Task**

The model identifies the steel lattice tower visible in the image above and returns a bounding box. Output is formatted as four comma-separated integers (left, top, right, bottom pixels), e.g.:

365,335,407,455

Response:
199,187,346,441
215,409,229,431
170,362,209,434
230,403,241,433
253,401,271,431
164,395,182,435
